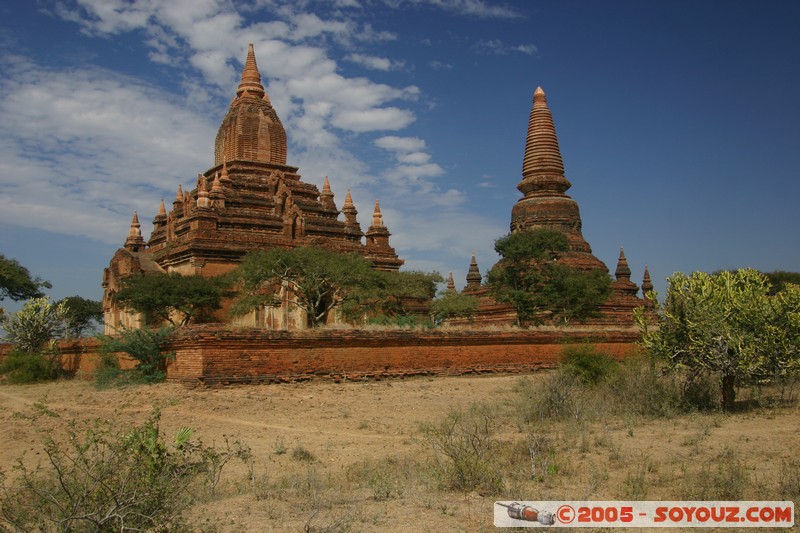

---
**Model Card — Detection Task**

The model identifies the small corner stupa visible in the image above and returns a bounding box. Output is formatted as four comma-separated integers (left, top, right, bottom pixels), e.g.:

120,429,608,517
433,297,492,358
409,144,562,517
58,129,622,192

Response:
102,44,403,332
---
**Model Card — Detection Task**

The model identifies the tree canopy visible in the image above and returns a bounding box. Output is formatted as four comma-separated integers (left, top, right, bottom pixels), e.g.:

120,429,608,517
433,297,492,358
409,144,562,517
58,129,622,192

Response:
232,247,440,327
0,254,51,302
429,290,478,324
0,297,66,355
58,296,103,337
487,229,611,325
762,270,800,295
636,269,800,410
115,273,228,327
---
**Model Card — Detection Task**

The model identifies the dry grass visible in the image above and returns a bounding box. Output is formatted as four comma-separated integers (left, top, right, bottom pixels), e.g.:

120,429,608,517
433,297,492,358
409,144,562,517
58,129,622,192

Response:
1,362,798,531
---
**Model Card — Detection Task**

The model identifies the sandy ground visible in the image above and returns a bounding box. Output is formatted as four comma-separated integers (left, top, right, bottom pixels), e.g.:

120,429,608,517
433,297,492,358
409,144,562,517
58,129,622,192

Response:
1,375,798,532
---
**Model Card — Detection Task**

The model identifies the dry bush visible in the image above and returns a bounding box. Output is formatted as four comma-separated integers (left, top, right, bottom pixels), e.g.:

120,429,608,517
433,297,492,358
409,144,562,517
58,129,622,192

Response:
422,403,504,494
1,411,199,532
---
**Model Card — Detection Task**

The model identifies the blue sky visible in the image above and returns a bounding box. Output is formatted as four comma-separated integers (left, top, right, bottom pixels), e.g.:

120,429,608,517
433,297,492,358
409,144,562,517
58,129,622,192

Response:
1,0,799,311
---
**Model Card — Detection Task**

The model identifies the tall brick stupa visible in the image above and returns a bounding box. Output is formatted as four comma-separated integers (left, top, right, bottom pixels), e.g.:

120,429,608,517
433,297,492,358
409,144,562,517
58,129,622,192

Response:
462,87,650,326
511,86,607,272
102,44,403,331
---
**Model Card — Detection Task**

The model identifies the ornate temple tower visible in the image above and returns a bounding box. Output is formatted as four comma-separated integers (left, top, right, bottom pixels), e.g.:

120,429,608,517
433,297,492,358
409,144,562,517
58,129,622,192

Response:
364,200,404,271
214,43,287,166
103,44,403,332
511,87,607,271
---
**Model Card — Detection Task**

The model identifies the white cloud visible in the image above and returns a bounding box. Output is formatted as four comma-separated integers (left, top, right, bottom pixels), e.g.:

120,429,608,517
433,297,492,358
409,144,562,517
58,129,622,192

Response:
429,60,453,70
473,39,537,56
375,135,426,152
397,152,431,164
331,107,415,132
379,0,522,19
0,57,214,244
345,53,404,71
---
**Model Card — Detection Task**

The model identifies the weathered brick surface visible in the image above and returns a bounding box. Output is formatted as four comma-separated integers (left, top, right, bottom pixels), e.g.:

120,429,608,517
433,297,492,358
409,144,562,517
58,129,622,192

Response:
0,339,136,378
166,326,641,386
2,328,641,385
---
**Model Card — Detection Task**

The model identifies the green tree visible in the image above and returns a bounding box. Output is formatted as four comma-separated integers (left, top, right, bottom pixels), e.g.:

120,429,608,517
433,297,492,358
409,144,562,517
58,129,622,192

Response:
0,297,67,382
0,254,51,301
115,273,228,327
232,247,384,327
430,291,478,324
98,326,175,384
636,269,800,410
762,270,800,295
58,295,103,337
350,270,443,322
1,297,66,354
487,229,611,325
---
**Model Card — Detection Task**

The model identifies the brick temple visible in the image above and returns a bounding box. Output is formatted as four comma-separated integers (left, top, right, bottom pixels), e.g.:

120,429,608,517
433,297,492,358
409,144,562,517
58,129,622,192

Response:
103,45,652,333
461,86,652,326
102,44,402,332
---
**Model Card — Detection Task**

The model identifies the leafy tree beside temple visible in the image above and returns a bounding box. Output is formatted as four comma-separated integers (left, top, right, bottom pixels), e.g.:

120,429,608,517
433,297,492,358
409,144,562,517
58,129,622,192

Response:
487,229,612,325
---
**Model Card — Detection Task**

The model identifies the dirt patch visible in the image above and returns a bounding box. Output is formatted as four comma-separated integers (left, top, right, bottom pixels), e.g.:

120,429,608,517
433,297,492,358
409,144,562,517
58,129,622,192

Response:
1,375,798,531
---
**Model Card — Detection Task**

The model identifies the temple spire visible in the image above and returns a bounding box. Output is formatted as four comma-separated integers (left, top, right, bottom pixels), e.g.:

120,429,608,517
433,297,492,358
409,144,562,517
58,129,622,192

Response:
341,189,362,242
153,199,167,230
447,272,456,292
371,199,384,227
509,86,604,269
614,247,631,281
220,163,231,185
465,252,482,291
196,175,211,208
124,211,145,251
364,198,403,270
641,265,655,307
344,190,355,209
519,86,570,195
320,176,336,211
237,42,266,99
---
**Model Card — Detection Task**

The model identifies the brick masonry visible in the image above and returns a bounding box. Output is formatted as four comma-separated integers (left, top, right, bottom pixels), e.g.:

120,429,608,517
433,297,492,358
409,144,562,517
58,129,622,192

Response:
166,326,641,386
1,327,641,385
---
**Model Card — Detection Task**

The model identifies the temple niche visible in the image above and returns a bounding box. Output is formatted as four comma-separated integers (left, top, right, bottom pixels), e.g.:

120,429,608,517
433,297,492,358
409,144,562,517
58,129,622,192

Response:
102,44,403,333
461,87,652,326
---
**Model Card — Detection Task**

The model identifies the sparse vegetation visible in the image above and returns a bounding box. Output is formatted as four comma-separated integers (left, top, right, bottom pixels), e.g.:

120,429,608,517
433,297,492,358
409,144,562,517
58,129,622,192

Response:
0,297,67,383
422,403,504,493
96,326,175,385
1,362,797,530
1,410,200,531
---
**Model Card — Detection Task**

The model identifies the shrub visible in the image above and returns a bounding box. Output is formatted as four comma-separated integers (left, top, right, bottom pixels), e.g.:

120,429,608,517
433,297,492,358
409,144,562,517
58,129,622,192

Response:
0,348,61,384
96,326,175,385
292,445,315,462
681,448,751,500
605,356,685,417
560,344,619,385
515,370,588,422
423,403,503,493
0,297,67,383
0,411,200,531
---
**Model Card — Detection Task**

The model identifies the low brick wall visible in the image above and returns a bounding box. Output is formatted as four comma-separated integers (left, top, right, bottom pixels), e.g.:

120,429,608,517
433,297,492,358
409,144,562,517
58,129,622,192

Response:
0,339,135,379
2,327,643,385
166,326,642,386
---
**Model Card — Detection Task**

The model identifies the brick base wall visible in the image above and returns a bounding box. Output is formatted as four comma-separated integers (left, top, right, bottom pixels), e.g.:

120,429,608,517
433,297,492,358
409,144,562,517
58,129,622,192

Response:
166,326,642,386
2,327,643,385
